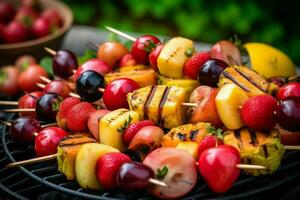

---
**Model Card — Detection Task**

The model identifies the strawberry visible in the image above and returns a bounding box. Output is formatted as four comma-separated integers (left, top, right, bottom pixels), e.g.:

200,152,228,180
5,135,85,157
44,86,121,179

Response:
122,120,154,146
96,152,131,189
198,135,223,157
183,51,211,79
241,95,277,130
66,102,95,132
56,97,81,129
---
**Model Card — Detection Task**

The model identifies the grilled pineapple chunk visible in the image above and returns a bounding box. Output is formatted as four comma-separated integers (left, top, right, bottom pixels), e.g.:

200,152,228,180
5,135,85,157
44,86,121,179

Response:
75,143,119,190
219,66,275,97
224,128,284,176
127,85,187,129
99,108,139,151
118,65,147,72
57,134,96,180
158,75,199,96
157,37,194,78
161,122,211,147
104,68,157,87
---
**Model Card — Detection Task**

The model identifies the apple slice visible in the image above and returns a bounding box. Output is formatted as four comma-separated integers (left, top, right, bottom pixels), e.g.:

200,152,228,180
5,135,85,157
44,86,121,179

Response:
143,147,197,199
215,83,249,130
87,109,110,141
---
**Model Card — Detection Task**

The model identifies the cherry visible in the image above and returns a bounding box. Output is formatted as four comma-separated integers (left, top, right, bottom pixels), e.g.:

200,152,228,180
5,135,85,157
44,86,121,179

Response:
149,44,163,70
41,8,62,27
18,91,43,117
32,16,50,38
198,59,229,87
0,2,15,24
103,78,139,110
119,54,137,67
131,35,161,65
116,162,154,192
10,116,41,145
35,127,67,157
76,70,104,102
268,76,288,87
43,80,71,98
276,97,300,131
277,82,300,100
3,21,28,43
36,93,61,122
52,50,78,79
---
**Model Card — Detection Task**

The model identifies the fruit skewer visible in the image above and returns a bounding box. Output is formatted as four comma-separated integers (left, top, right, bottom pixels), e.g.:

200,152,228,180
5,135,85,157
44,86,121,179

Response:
0,101,19,106
36,82,81,98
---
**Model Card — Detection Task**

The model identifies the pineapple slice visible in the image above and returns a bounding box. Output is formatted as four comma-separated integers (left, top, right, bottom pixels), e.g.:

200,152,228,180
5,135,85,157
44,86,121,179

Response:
215,83,249,130
176,141,199,159
118,65,147,72
104,68,157,87
127,85,187,129
157,37,194,78
99,108,139,151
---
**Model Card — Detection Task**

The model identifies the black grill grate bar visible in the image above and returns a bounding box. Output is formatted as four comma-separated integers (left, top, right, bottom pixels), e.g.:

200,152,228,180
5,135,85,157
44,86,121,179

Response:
10,150,27,156
7,177,31,189
0,171,21,183
30,166,58,174
15,184,43,194
58,181,79,188
279,159,300,171
43,173,65,181
233,177,256,187
0,156,7,163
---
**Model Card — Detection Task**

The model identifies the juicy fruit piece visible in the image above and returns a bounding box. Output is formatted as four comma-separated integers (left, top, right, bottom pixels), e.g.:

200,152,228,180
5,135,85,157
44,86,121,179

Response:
119,53,137,67
158,37,194,78
57,134,96,180
128,85,187,129
176,141,199,159
157,75,199,96
188,86,223,127
241,95,277,130
15,55,37,71
128,126,164,159
277,82,300,100
149,44,164,70
210,40,242,66
3,21,28,43
244,42,296,78
224,128,285,175
198,145,240,193
18,91,43,117
183,51,211,79
277,125,300,145
161,123,211,147
35,127,67,157
75,143,119,190
56,97,81,129
10,116,41,145
87,109,110,141
43,80,71,98
117,162,154,192
103,78,139,110
118,65,146,72
198,135,223,157
105,68,157,87
0,2,15,23
66,102,95,132
36,93,62,122
32,17,50,38
123,120,154,146
276,97,300,131
219,66,271,97
96,152,131,189
99,109,139,151
198,59,229,87
74,59,111,81
216,83,249,130
143,147,198,199
0,66,20,96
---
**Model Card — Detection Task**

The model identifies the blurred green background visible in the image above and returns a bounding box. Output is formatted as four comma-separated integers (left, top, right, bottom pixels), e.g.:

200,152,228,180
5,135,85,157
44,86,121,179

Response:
62,0,300,65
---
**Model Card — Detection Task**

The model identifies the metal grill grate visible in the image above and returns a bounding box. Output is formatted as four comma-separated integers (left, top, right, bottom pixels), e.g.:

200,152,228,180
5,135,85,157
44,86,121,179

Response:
1,116,300,199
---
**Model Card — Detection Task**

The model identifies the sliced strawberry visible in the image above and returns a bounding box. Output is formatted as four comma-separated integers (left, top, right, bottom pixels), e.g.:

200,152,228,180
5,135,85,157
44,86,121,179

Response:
183,51,211,79
56,97,81,129
198,135,223,157
122,120,154,146
96,152,131,189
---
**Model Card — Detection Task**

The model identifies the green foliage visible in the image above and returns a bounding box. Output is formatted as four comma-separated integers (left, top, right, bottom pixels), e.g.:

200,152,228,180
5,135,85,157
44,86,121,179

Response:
39,56,53,75
63,0,300,65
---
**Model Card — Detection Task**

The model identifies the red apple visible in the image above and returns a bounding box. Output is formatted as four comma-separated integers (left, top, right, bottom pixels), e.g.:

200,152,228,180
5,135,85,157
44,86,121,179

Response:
198,144,240,193
32,16,50,38
14,6,38,27
103,78,139,110
42,8,62,27
0,66,20,96
277,82,300,100
189,86,223,127
15,55,37,71
97,42,128,68
74,59,111,81
3,21,28,43
87,109,110,141
119,53,137,67
149,44,163,70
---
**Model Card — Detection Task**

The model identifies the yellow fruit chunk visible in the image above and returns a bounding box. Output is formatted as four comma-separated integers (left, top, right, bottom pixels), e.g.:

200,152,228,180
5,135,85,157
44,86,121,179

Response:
158,37,194,78
176,141,199,159
119,65,147,72
216,84,249,130
99,108,139,151
244,43,296,78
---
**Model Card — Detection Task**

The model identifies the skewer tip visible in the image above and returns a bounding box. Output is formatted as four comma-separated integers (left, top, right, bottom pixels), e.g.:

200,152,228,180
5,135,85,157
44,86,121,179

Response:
44,47,56,56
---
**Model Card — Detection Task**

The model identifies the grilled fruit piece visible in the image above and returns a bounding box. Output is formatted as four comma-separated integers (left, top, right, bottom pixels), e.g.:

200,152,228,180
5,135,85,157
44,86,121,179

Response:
104,68,156,87
118,65,147,72
75,143,119,190
99,108,139,151
157,37,194,78
224,128,285,176
216,83,249,130
127,85,187,129
57,134,96,180
161,122,211,147
219,66,277,97
158,75,199,96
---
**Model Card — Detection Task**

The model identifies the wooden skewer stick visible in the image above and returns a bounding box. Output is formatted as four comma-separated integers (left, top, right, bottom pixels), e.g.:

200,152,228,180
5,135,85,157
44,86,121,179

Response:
36,83,81,98
0,101,19,106
149,178,167,187
284,145,300,150
36,83,45,89
0,120,57,129
105,26,137,42
288,75,299,82
0,120,11,126
181,102,197,107
2,108,35,112
6,154,58,168
44,47,56,56
39,76,51,83
236,164,266,170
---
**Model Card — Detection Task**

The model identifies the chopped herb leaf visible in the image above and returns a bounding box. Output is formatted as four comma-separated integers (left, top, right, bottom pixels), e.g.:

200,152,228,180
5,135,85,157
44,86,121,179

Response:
156,166,168,179
117,115,133,133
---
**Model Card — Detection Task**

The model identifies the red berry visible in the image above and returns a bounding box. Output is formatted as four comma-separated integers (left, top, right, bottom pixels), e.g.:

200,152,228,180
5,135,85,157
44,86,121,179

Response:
57,97,81,119
123,120,154,145
183,51,211,79
149,44,163,70
241,95,277,130
66,102,95,132
4,21,28,43
198,135,223,157
119,53,137,67
32,17,50,38
277,82,300,100
74,59,111,81
96,152,131,189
